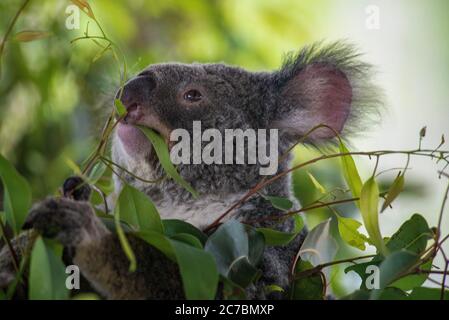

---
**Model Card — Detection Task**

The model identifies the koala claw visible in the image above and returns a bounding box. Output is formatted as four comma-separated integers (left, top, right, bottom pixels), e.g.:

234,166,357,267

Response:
23,197,108,247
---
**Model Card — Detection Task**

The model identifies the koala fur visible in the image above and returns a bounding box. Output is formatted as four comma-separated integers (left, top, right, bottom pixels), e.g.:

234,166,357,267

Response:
0,42,381,299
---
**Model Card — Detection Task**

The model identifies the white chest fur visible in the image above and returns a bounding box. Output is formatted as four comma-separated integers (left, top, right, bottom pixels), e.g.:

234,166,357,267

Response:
156,192,250,230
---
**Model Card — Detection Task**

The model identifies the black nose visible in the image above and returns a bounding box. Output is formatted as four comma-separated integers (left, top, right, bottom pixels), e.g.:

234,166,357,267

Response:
116,72,156,109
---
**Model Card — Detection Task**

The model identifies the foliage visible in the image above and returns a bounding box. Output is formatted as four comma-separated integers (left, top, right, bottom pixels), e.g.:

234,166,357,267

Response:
1,0,449,301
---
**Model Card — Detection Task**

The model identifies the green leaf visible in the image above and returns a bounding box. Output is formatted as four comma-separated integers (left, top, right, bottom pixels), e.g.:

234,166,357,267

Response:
381,173,405,212
226,256,262,288
136,230,176,261
299,219,337,266
371,250,419,299
345,214,432,287
117,184,164,233
114,99,127,117
378,250,419,288
391,260,432,291
170,240,219,300
29,237,69,300
204,220,264,288
339,142,362,204
262,195,293,211
138,126,198,198
246,227,265,267
88,161,107,185
64,157,82,175
0,153,32,234
163,219,207,245
384,214,432,254
114,205,137,272
385,214,432,290
170,233,203,249
290,260,324,300
257,214,304,246
344,287,408,300
336,214,369,251
408,287,449,300
265,284,284,295
72,293,101,300
307,171,326,194
137,231,218,299
360,177,388,256
344,260,379,289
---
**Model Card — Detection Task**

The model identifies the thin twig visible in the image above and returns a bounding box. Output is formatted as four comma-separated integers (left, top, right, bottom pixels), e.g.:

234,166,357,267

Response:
0,0,31,77
206,147,449,231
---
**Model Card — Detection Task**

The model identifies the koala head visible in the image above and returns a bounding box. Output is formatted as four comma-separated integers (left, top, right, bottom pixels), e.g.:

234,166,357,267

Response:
112,42,381,199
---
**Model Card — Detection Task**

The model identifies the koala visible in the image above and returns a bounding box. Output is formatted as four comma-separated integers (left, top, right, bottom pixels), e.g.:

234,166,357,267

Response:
0,42,380,299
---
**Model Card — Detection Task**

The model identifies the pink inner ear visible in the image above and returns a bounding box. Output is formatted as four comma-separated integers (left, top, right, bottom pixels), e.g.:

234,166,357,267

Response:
280,63,353,139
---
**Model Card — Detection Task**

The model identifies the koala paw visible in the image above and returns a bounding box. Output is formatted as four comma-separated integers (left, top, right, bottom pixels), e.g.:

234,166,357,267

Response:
23,197,108,247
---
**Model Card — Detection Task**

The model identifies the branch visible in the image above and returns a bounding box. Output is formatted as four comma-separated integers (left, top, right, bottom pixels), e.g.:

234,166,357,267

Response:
0,0,31,78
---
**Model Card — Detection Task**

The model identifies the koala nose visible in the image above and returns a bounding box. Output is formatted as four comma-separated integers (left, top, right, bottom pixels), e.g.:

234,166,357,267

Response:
116,72,156,110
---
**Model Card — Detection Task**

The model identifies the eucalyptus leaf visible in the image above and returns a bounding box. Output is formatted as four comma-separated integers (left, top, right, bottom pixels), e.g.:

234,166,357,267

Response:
114,205,137,272
383,213,431,254
87,161,107,185
391,259,432,291
114,99,127,117
0,153,32,234
137,230,218,299
257,214,304,246
117,184,164,233
345,213,432,288
170,233,203,249
408,287,449,300
290,260,324,300
370,250,419,299
336,214,369,251
360,177,388,256
136,230,176,261
265,284,284,294
29,237,69,300
344,287,408,300
138,126,198,197
299,219,338,266
170,239,219,300
163,219,207,245
381,173,405,213
339,142,362,204
227,256,262,288
72,293,101,300
307,171,326,194
262,195,293,211
204,220,264,288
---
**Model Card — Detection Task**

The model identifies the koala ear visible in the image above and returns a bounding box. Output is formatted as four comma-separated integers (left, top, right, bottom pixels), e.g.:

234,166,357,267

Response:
271,42,379,142
275,63,352,140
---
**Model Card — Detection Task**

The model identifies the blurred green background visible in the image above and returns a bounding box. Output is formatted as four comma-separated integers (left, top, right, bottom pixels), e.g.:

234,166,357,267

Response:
1,0,448,296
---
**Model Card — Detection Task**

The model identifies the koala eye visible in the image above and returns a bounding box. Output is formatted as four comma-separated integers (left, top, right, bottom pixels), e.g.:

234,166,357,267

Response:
183,89,202,102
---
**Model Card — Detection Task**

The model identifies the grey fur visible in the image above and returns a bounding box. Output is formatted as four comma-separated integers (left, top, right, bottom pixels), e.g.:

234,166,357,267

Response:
0,41,381,299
